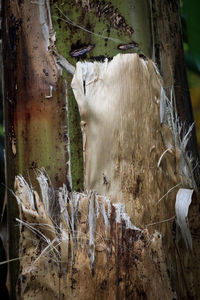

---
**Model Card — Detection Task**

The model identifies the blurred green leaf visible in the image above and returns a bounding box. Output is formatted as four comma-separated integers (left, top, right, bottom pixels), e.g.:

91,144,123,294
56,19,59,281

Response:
0,125,3,137
182,0,200,74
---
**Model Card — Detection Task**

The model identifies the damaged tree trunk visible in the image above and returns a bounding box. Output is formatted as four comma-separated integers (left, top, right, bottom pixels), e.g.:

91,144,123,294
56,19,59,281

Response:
2,0,200,299
2,1,71,298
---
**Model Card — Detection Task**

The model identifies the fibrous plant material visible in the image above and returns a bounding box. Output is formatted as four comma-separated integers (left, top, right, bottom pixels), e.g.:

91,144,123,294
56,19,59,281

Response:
71,53,200,297
71,54,174,219
71,54,166,214
160,88,198,190
14,53,200,299
15,173,176,300
71,53,198,241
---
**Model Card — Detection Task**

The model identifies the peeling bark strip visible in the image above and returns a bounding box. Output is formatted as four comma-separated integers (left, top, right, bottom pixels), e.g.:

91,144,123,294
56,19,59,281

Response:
71,53,177,226
15,174,175,300
71,53,198,204
71,53,200,298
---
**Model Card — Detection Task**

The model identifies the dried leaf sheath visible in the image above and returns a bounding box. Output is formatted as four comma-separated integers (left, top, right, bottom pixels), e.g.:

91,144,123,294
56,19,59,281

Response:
71,54,177,226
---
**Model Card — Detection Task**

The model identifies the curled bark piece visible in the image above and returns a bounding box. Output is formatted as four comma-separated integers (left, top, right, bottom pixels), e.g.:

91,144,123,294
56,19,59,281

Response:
175,188,194,250
56,53,75,75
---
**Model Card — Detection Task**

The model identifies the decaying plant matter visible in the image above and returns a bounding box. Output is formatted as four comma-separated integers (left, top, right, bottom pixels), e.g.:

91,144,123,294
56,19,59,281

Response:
15,173,176,300
14,54,200,299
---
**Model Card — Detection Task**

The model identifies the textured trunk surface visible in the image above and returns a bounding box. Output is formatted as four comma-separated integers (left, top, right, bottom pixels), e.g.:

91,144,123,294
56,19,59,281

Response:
15,176,175,300
2,0,200,299
15,54,200,299
2,0,70,297
153,0,199,163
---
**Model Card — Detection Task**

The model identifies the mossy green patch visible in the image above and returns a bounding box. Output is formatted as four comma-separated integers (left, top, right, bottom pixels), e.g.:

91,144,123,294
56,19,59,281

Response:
50,0,152,191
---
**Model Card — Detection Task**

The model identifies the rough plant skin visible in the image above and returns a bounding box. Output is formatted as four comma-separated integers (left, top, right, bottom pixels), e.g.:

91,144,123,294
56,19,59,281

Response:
15,174,175,300
15,54,200,299
3,0,200,299
2,1,70,296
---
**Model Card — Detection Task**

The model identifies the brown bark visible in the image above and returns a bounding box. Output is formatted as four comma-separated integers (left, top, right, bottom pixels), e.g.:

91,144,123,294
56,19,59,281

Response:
153,0,199,164
2,0,70,297
15,178,175,300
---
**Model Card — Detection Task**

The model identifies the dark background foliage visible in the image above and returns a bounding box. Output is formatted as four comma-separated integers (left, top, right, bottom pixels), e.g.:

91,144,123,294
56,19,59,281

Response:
181,0,200,145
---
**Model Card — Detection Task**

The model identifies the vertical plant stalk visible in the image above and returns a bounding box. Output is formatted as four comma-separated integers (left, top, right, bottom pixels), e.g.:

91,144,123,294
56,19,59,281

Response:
2,0,70,297
3,0,200,298
14,54,200,299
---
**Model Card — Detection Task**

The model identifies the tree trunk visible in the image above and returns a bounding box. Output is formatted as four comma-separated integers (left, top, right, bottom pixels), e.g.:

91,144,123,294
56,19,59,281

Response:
2,1,71,297
2,0,200,299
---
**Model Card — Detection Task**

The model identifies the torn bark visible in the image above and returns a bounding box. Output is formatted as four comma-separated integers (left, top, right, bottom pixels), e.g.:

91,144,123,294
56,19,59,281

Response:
3,1,200,299
71,54,177,226
14,54,200,299
15,174,175,300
